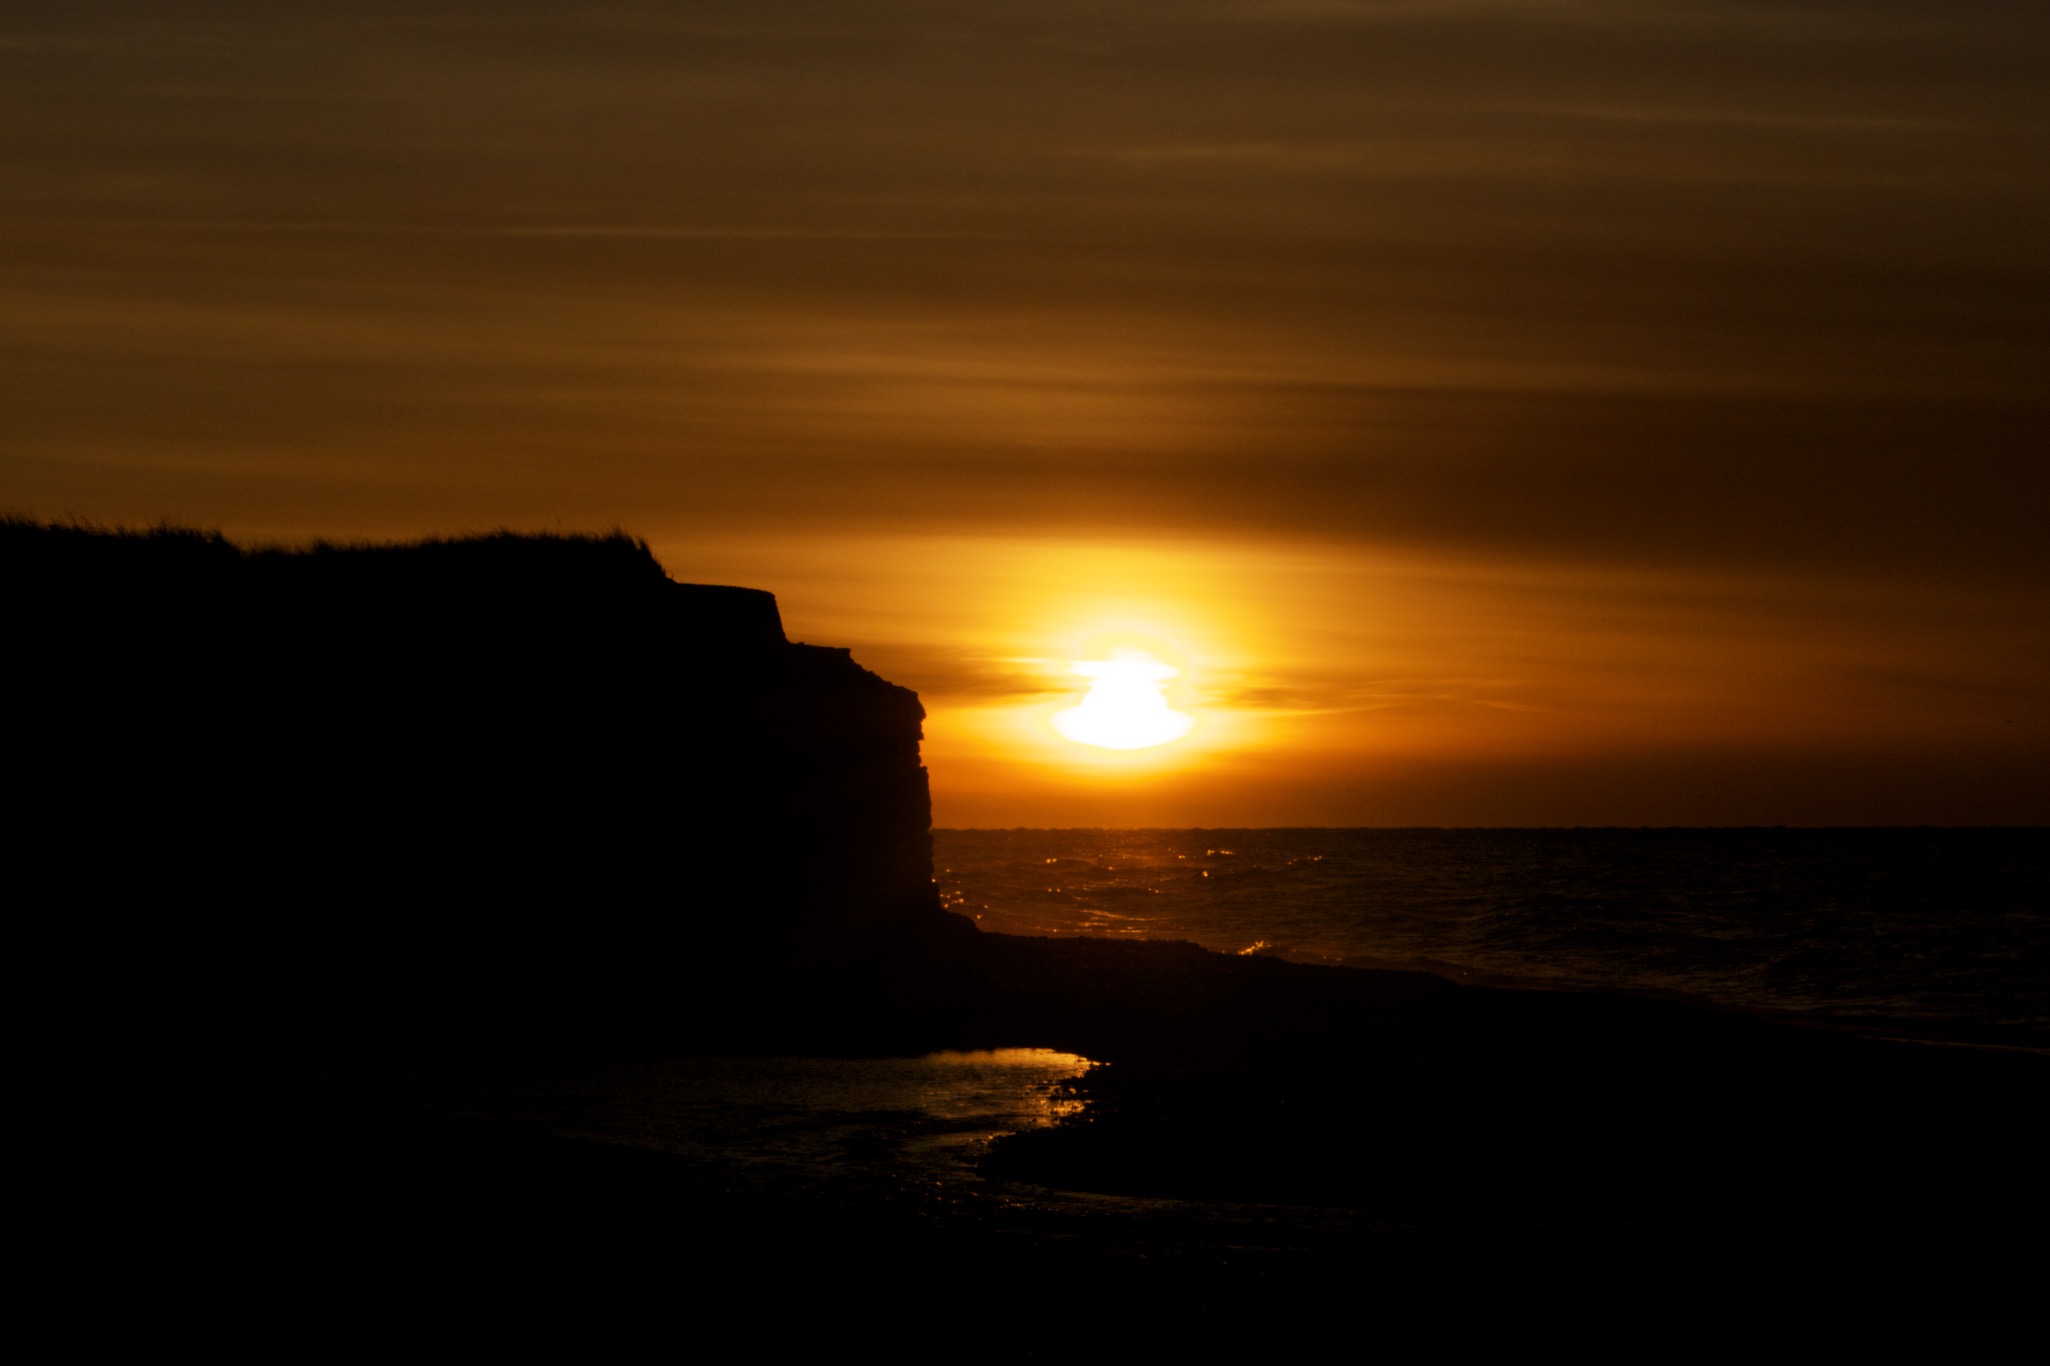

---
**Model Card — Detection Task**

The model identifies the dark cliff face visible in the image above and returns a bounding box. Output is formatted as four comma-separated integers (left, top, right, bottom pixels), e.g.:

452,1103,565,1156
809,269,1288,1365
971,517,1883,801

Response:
8,521,940,1041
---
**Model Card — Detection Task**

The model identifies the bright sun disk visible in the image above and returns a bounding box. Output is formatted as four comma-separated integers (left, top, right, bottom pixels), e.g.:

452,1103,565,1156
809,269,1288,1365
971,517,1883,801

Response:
1051,648,1195,750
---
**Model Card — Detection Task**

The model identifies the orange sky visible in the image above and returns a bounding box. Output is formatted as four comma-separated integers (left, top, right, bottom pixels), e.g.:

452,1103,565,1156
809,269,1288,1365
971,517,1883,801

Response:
4,2,2045,823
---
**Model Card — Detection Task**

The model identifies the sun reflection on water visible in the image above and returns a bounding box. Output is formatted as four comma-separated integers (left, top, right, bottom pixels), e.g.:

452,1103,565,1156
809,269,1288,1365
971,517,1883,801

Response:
914,1049,1095,1127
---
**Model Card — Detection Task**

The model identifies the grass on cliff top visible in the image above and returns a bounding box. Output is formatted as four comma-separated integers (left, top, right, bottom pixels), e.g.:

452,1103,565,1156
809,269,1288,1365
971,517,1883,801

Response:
2,516,673,590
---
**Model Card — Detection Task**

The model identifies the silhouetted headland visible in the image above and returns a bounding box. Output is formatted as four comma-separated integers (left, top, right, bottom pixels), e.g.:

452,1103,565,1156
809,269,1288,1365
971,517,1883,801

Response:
12,520,2042,1298
11,519,946,1048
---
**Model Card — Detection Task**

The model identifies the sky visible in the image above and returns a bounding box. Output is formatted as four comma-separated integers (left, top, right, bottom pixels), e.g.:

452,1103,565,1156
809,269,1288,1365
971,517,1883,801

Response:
5,1,2046,825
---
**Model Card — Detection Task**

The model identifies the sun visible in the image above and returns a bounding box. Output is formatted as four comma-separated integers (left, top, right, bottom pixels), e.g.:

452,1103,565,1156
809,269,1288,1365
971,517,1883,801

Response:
1052,646,1195,751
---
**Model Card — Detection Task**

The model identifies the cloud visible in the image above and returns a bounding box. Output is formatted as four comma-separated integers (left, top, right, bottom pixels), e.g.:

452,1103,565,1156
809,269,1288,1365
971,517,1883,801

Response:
4,2,2045,825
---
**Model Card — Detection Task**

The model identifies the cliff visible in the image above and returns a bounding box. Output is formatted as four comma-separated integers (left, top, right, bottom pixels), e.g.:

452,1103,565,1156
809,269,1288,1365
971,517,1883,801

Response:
7,520,944,1043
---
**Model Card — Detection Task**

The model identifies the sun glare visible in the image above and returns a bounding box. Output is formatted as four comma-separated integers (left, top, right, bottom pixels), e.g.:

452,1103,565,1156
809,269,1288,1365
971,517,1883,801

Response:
1052,648,1196,751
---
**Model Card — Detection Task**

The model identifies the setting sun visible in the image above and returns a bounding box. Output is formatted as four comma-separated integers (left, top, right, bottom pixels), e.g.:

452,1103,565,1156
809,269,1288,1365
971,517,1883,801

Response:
1052,649,1195,751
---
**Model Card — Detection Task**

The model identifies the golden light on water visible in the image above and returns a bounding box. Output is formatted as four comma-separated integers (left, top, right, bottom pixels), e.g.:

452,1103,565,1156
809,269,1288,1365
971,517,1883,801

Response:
1052,648,1195,751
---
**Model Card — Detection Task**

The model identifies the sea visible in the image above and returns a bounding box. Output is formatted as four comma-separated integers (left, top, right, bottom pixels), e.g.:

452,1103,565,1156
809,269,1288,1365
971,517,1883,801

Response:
936,827,2049,1050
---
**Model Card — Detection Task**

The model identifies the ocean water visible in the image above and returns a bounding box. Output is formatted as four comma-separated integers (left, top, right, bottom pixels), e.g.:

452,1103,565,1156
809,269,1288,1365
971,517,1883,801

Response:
936,827,2049,1048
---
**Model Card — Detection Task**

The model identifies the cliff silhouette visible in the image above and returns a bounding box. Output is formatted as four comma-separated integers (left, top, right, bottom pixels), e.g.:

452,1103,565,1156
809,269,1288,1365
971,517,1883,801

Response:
9,519,945,1047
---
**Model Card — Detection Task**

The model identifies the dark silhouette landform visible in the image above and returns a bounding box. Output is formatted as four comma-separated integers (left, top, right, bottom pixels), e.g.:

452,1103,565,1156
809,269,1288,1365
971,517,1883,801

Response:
13,520,2042,1301
12,519,940,1046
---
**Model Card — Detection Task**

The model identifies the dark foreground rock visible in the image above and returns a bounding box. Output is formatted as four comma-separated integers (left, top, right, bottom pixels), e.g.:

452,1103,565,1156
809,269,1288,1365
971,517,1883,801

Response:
701,921,2048,1232
157,921,2043,1343
967,934,2048,1224
168,914,2044,1284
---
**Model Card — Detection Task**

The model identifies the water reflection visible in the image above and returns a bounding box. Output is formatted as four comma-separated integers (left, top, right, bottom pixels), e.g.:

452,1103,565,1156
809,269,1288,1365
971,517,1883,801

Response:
510,1049,1097,1189
914,1049,1094,1126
